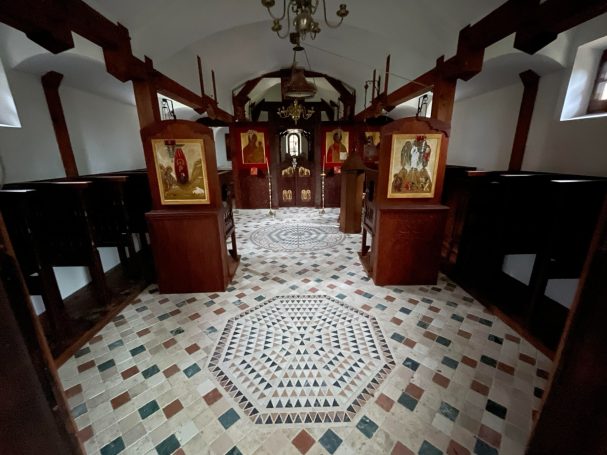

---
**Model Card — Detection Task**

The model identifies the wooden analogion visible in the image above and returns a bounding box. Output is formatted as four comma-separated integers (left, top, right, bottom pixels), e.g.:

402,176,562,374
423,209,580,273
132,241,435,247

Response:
360,117,449,285
142,120,239,293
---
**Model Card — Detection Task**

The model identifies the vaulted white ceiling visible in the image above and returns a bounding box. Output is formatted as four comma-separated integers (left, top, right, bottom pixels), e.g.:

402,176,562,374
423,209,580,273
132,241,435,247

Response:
0,0,584,115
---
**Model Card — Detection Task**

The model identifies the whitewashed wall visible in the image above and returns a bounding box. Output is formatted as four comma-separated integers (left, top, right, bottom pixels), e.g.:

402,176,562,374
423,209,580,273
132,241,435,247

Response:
448,83,523,171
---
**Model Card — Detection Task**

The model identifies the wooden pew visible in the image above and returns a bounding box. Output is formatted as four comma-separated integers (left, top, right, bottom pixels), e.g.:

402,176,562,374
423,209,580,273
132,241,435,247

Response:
451,171,607,350
440,165,477,267
526,179,607,335
97,170,152,252
26,170,152,273
70,176,137,274
1,182,110,311
0,189,66,332
0,212,84,454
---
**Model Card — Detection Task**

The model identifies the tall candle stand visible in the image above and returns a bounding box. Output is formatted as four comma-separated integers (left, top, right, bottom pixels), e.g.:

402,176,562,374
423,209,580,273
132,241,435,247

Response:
266,160,275,217
320,154,326,215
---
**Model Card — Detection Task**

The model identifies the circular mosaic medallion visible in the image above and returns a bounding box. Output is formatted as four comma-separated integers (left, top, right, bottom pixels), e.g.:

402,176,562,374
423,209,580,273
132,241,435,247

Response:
249,223,345,252
208,295,395,425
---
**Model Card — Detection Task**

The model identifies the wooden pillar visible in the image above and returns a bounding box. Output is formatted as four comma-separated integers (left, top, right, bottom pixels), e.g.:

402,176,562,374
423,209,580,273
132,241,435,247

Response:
527,198,607,454
132,57,161,129
430,77,457,123
133,79,161,128
508,69,540,171
431,58,457,124
41,71,79,177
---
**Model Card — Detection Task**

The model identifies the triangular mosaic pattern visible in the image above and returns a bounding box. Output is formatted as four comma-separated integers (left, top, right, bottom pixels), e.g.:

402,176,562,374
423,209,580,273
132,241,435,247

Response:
208,294,395,424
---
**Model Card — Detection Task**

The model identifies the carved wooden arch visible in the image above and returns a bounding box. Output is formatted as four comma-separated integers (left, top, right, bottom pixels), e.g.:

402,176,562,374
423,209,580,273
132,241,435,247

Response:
232,69,355,122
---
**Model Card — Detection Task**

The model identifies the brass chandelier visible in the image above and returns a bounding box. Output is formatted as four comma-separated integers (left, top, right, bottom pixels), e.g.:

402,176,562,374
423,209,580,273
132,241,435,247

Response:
261,0,349,43
277,99,314,124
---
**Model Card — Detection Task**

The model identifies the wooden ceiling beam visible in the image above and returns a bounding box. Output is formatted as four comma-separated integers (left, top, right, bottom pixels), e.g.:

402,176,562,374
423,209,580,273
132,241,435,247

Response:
355,0,607,120
386,69,435,108
514,0,607,54
319,99,334,121
0,0,233,122
461,0,534,49
0,0,74,53
67,0,126,50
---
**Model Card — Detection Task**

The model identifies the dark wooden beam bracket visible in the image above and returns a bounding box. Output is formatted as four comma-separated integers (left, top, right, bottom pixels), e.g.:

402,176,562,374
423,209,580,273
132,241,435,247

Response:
41,71,79,177
509,69,540,171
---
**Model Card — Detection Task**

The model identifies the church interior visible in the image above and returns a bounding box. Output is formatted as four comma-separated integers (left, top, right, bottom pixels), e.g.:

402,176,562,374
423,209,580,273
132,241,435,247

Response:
1,1,607,454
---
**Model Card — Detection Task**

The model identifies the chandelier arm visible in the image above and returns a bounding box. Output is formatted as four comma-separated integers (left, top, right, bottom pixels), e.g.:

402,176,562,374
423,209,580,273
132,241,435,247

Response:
322,0,345,28
265,0,288,21
274,5,292,39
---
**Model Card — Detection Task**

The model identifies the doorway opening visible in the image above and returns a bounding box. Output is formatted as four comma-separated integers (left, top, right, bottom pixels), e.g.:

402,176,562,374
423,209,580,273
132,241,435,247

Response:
277,128,315,207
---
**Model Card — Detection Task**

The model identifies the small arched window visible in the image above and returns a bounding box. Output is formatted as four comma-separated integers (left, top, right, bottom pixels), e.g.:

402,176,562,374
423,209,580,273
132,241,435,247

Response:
288,132,300,156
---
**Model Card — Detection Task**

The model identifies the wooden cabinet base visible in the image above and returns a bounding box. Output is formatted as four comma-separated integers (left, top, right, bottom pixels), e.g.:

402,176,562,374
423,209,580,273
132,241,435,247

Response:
146,209,239,293
360,205,448,286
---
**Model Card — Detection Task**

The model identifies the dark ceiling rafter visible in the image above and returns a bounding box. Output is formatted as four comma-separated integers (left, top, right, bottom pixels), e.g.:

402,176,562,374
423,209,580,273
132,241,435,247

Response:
0,0,233,123
356,0,607,121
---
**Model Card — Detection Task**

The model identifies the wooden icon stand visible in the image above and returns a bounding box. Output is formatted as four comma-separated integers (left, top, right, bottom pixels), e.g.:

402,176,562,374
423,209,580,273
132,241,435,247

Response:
359,117,449,285
141,120,239,293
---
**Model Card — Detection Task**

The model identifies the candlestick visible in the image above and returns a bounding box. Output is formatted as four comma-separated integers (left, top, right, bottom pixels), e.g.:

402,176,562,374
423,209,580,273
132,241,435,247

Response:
268,171,274,217
266,154,275,217
320,150,326,215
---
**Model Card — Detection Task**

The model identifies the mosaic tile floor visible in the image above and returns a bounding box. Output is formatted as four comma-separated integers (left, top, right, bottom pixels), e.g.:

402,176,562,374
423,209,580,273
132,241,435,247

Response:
249,223,345,252
59,208,552,455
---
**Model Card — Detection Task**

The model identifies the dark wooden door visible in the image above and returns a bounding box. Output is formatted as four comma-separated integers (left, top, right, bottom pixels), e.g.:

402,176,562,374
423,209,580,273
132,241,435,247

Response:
278,159,315,207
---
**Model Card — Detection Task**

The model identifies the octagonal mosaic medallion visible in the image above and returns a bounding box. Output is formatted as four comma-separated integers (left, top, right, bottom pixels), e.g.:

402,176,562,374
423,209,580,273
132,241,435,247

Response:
208,295,395,425
249,223,345,252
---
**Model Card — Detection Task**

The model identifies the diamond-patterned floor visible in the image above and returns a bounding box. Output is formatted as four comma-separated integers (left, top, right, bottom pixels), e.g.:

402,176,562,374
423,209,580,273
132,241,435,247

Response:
58,208,552,455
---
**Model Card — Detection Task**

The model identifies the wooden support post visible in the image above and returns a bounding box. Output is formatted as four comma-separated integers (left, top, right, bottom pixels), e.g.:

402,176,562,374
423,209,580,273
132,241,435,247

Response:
508,69,540,171
197,55,205,97
526,198,607,454
41,71,79,178
132,58,161,129
133,79,160,128
212,70,218,103
384,55,391,96
430,58,457,124
372,69,377,100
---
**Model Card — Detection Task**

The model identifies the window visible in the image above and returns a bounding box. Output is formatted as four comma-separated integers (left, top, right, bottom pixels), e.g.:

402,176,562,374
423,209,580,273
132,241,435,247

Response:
588,49,607,114
0,57,21,128
288,132,300,156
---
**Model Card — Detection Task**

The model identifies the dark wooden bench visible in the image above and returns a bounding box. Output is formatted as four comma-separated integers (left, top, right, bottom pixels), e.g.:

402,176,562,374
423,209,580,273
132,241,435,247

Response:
71,175,137,274
1,181,111,310
449,171,607,350
96,170,152,252
0,189,66,331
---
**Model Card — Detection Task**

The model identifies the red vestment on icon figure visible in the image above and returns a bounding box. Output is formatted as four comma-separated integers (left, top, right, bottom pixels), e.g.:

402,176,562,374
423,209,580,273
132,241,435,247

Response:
174,147,189,184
